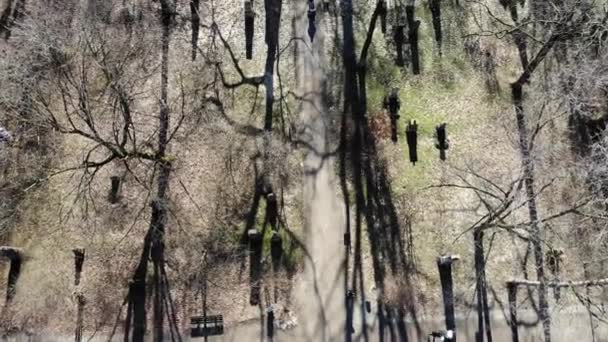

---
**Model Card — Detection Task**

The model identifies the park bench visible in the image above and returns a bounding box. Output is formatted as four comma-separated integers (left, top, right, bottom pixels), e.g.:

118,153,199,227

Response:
190,315,224,338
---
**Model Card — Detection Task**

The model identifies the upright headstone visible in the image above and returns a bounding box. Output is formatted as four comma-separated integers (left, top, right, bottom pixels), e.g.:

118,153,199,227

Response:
406,120,418,165
384,88,401,143
435,123,449,161
109,176,121,204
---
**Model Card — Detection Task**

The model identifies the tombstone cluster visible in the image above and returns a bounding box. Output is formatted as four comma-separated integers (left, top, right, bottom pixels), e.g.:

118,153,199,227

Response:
381,90,450,165
378,0,446,74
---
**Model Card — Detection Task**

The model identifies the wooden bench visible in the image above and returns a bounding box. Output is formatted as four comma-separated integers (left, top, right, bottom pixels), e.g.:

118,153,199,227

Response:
190,315,224,338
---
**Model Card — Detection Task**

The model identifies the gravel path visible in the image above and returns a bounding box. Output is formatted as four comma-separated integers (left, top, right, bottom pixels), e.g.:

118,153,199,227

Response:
291,1,348,341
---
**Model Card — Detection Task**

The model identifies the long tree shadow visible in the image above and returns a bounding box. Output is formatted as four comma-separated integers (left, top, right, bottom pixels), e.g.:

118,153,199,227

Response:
237,134,345,338
350,105,421,342
337,2,422,341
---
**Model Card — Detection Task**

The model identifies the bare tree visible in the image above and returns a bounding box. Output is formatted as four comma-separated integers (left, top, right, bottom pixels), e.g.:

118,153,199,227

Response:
460,1,604,341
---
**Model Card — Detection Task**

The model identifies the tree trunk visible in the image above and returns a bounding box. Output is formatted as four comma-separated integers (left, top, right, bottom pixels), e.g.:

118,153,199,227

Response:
481,269,492,342
152,3,174,341
474,229,484,342
73,249,85,342
474,229,493,342
0,246,22,303
127,1,175,340
124,292,133,342
583,264,597,341
512,31,529,70
0,0,25,40
437,256,457,341
429,0,442,53
129,208,154,342
511,83,551,342
245,2,255,60
405,5,420,75
75,292,85,342
0,0,14,38
190,0,200,61
506,31,565,342
262,0,283,189
507,282,519,342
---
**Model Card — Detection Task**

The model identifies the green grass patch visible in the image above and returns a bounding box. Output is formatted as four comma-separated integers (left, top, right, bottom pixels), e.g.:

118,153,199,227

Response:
251,200,303,272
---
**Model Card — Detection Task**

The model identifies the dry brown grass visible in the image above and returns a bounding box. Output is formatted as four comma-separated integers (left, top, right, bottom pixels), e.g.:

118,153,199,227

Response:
1,0,607,337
